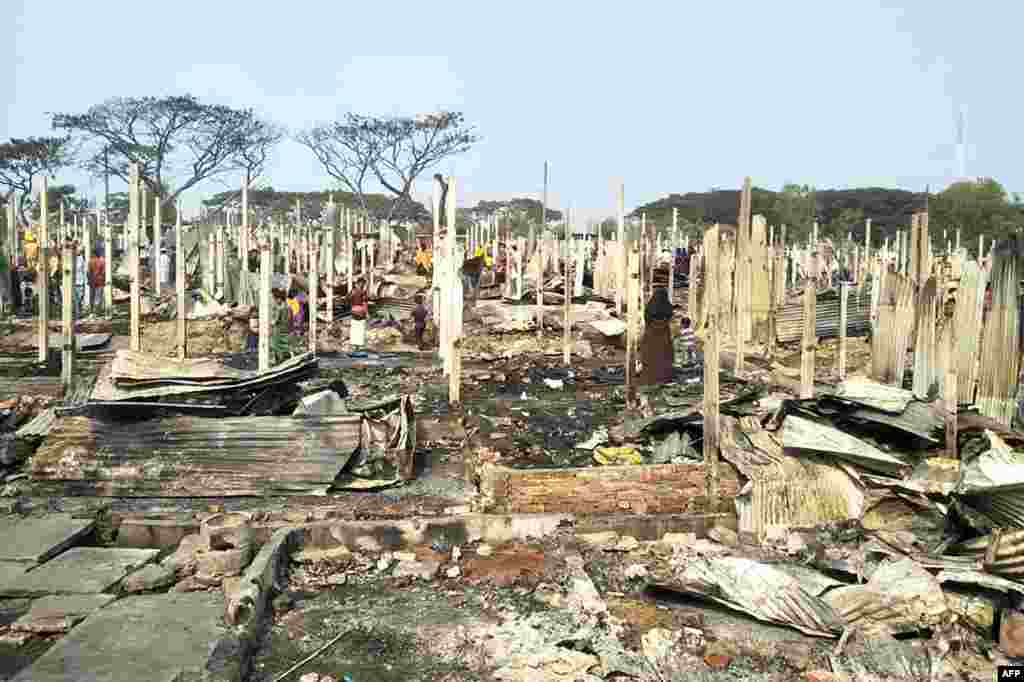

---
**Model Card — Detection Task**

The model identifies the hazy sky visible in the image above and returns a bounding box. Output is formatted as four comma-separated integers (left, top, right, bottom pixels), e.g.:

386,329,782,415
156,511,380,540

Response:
2,1,1019,223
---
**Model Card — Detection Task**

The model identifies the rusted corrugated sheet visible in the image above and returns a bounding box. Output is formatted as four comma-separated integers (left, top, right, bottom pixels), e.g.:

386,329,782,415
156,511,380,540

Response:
30,395,415,496
782,414,911,477
111,350,250,385
775,288,872,344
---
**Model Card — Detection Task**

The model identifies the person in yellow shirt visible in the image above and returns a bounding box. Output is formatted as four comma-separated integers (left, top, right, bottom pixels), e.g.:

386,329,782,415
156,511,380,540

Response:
473,244,493,269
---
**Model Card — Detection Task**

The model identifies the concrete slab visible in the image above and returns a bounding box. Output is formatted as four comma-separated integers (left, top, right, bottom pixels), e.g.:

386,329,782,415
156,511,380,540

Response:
12,592,229,682
11,594,116,633
0,547,159,597
0,514,95,563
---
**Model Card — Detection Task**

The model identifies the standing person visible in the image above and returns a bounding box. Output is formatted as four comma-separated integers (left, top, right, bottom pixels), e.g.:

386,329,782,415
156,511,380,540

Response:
412,293,429,350
74,242,86,319
158,248,171,288
271,286,292,365
678,316,698,365
348,278,368,350
637,287,676,385
0,248,11,317
88,248,105,313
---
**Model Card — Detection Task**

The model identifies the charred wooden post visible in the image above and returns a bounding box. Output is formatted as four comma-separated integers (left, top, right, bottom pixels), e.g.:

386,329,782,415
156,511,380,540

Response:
669,208,677,303
309,228,319,353
447,177,462,405
258,231,271,372
536,231,544,340
625,246,640,407
326,198,335,325
154,197,162,297
800,251,817,398
37,177,50,363
176,203,186,361
61,237,74,389
563,212,572,366
838,281,849,379
945,328,958,458
129,164,141,352
703,224,721,508
5,200,15,265
103,208,112,315
736,177,752,374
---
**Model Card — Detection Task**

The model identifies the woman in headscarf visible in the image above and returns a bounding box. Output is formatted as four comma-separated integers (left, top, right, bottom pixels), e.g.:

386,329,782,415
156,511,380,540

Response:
638,287,675,385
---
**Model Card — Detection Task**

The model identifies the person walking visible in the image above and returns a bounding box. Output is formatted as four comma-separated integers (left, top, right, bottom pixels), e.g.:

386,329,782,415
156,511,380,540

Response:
412,294,429,350
348,278,368,350
88,249,106,312
637,287,676,385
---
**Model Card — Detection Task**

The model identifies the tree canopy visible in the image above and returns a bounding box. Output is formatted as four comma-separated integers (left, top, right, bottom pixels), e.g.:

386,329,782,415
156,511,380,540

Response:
930,178,1024,255
201,187,429,227
51,95,281,203
297,111,479,224
0,136,76,225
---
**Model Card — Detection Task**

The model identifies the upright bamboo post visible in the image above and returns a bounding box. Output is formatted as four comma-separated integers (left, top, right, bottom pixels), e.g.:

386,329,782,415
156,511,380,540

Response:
669,208,677,303
736,177,752,374
5,200,15,265
61,237,74,389
703,224,721,509
625,247,638,407
83,211,93,314
447,177,462,405
103,208,112,315
800,251,817,398
176,202,186,361
563,209,572,365
153,196,162,297
326,198,335,324
838,281,848,379
536,227,544,340
129,164,141,352
37,177,50,363
258,230,271,372
309,227,319,352
616,183,624,316
945,329,958,458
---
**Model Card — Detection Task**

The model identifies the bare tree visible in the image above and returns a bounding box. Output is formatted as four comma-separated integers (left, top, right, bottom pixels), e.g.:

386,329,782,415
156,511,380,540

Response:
0,136,75,226
297,111,478,224
51,95,282,205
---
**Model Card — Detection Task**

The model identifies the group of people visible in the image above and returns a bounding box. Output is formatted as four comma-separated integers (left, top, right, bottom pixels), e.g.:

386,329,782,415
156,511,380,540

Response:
0,235,108,319
637,286,700,385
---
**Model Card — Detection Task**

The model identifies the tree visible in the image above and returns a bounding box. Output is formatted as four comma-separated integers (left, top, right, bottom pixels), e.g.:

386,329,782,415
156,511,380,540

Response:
773,184,817,242
0,136,76,226
931,178,1024,256
201,187,429,228
829,207,865,243
297,111,479,224
51,95,282,205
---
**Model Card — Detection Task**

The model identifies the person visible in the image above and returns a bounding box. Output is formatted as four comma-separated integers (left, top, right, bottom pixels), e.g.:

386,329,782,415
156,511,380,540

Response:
412,294,429,350
246,313,259,353
23,230,38,272
349,278,368,349
88,249,105,312
637,287,675,385
74,243,86,318
158,248,171,287
0,249,10,317
678,316,698,365
286,288,302,333
271,287,291,365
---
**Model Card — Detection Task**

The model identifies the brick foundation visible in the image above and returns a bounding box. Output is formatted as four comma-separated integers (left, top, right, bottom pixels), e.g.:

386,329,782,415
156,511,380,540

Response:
469,448,740,514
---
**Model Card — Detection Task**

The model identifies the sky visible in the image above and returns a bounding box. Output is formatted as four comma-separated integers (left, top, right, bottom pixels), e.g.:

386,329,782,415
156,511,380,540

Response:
2,0,1021,225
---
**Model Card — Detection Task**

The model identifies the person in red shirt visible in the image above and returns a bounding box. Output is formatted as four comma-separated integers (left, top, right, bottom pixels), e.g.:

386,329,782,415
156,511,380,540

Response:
348,279,368,349
87,249,105,312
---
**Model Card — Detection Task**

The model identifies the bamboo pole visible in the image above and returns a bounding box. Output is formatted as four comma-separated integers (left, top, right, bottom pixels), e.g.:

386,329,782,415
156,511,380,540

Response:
703,224,721,509
326,197,335,325
61,237,74,389
258,230,271,372
176,202,186,361
153,196,162,297
83,211,93,314
800,251,817,398
736,177,752,374
37,177,50,363
616,183,624,316
103,208,112,315
447,176,461,405
309,227,319,353
669,208,677,303
945,329,958,458
838,281,848,379
129,164,141,352
563,208,572,366
625,246,638,407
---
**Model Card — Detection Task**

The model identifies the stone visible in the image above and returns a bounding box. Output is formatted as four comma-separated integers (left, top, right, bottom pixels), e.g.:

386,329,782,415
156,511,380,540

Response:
392,559,440,580
476,543,494,557
299,673,321,682
708,526,739,547
11,594,115,634
0,514,94,564
195,546,254,579
10,592,229,682
623,564,648,580
121,563,177,593
445,566,461,578
493,646,599,681
2,547,158,597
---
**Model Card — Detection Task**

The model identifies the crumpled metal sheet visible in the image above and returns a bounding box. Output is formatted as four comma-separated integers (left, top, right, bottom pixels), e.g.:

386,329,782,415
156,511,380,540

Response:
821,558,948,634
832,378,914,414
653,556,845,637
954,429,1024,530
333,394,415,490
948,529,1024,578
782,414,911,477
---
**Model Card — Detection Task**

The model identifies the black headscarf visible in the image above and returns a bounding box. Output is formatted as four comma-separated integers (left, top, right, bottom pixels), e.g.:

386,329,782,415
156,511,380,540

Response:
645,287,673,322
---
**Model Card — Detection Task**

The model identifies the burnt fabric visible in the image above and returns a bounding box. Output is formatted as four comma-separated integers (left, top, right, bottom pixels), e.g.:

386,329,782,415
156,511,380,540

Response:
638,318,675,385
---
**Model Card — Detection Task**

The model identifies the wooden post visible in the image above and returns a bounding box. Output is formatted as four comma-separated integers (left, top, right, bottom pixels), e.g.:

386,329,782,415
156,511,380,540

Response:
128,164,141,352
536,227,544,340
309,227,319,352
563,210,572,366
838,281,848,379
616,182,624,316
258,231,271,372
625,247,638,407
152,196,161,297
61,237,74,389
326,197,335,324
669,207,677,303
37,177,50,363
800,251,817,398
945,329,958,458
103,207,112,315
736,177,752,375
864,218,871,266
978,234,984,261
703,224,721,509
176,202,186,361
447,177,462,405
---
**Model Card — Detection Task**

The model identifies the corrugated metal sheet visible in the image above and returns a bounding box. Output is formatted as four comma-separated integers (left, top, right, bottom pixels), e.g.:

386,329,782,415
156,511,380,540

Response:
775,287,873,344
782,414,910,477
30,395,415,496
15,408,57,439
111,351,250,385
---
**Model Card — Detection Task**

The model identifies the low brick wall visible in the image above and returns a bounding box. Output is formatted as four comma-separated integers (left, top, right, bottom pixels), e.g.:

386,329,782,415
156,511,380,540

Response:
473,457,740,515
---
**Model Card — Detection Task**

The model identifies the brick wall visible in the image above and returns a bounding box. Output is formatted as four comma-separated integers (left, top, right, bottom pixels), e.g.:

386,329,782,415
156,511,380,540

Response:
470,453,740,515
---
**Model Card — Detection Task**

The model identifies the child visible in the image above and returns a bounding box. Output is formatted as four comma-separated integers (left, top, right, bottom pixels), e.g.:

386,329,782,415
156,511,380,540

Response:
412,294,429,350
679,316,697,365
286,288,302,333
246,314,258,353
